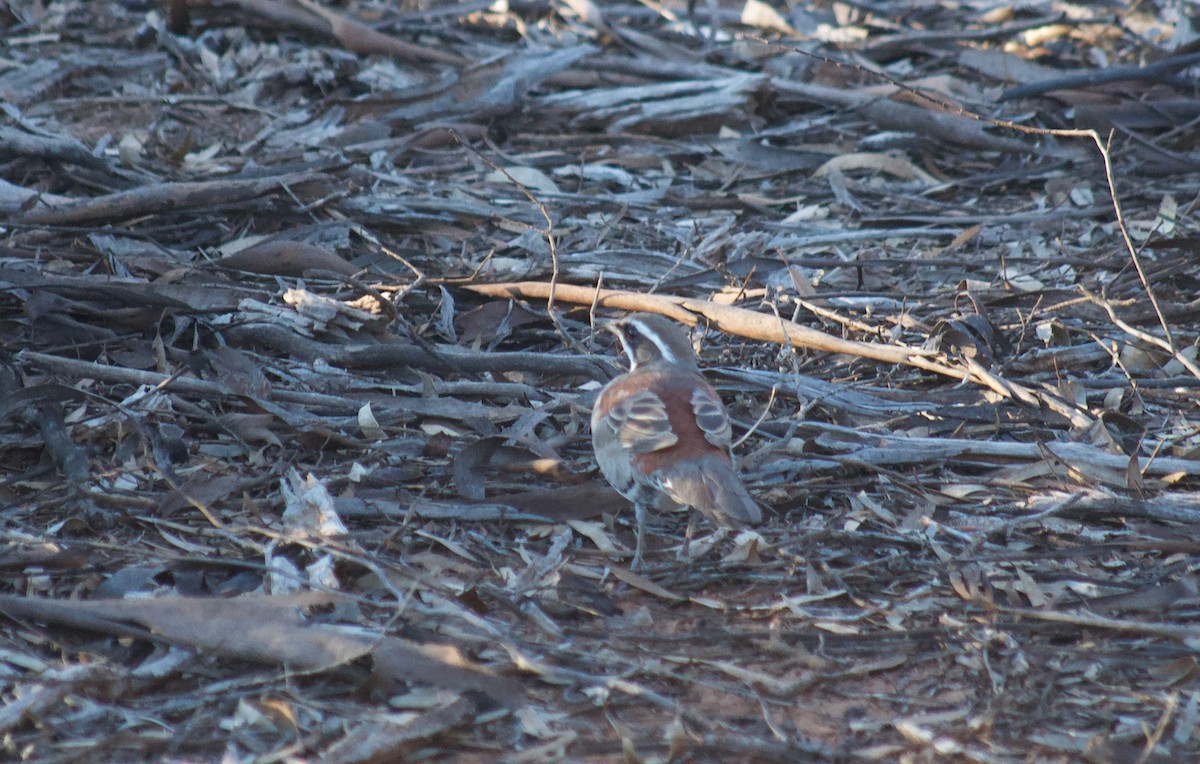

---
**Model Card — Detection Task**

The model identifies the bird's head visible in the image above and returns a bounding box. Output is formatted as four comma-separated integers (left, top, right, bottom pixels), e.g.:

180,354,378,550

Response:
601,313,699,371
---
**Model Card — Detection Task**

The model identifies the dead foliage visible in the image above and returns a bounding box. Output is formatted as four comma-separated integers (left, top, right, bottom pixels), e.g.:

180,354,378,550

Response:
2,0,1200,761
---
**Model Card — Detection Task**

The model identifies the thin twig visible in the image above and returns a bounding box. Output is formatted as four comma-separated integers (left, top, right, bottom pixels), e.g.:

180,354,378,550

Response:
732,385,776,449
1080,285,1200,382
451,130,588,355
761,41,1181,383
1136,692,1178,764
992,491,1086,547
1093,131,1180,369
381,245,427,304
993,605,1200,641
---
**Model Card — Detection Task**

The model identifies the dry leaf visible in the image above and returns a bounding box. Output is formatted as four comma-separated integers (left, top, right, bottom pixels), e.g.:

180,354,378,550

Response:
814,152,938,185
218,240,359,278
280,469,349,538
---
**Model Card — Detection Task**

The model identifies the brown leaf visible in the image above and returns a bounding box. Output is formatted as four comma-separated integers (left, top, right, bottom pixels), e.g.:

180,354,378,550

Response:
218,412,283,448
456,301,542,344
452,437,582,500
204,345,273,398
453,437,504,500
218,240,358,278
372,640,523,707
160,473,255,518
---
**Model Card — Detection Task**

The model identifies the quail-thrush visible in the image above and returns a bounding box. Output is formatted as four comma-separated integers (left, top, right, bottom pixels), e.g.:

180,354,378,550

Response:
591,313,761,568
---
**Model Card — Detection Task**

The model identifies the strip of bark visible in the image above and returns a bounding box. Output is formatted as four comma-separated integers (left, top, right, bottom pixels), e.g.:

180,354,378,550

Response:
11,171,328,226
179,0,465,66
772,79,1033,154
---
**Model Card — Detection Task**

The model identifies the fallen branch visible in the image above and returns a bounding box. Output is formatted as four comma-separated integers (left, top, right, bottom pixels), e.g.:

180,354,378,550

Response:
998,50,1200,102
17,351,501,422
463,281,1092,428
176,0,466,66
1027,491,1200,526
795,426,1200,479
226,324,610,379
0,125,109,171
10,171,328,226
996,605,1200,641
770,79,1033,154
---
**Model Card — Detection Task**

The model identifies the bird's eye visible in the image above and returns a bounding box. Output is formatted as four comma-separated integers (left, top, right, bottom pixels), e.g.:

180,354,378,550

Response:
624,324,640,339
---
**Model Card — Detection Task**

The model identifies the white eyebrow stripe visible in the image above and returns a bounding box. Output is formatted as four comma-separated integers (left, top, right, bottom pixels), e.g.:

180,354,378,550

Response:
615,330,638,368
629,318,679,365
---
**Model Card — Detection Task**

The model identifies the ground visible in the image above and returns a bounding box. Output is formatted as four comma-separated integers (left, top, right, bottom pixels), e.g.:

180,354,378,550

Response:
2,0,1200,762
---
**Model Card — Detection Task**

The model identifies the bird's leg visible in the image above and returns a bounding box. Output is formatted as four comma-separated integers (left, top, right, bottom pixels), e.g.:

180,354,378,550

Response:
632,501,647,571
679,513,698,561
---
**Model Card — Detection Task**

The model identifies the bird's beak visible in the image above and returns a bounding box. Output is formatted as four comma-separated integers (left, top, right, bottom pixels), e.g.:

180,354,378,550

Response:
595,318,621,336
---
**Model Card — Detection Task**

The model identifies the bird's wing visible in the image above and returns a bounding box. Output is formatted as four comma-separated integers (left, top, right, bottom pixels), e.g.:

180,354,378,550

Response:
606,389,678,454
691,385,733,450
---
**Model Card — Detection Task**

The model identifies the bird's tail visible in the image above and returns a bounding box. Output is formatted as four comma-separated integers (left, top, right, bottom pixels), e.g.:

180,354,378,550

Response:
661,455,762,527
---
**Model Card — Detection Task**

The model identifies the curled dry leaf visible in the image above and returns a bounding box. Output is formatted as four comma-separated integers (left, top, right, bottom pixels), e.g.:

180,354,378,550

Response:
280,469,348,538
358,402,384,441
814,152,939,185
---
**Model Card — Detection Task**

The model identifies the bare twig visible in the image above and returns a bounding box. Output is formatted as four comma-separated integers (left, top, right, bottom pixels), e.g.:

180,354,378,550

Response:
1079,287,1200,383
451,131,589,356
763,40,1181,384
464,281,1092,427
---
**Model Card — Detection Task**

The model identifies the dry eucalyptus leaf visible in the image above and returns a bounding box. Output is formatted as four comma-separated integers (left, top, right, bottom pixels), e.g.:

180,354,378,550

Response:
358,402,384,441
218,240,359,278
280,469,349,538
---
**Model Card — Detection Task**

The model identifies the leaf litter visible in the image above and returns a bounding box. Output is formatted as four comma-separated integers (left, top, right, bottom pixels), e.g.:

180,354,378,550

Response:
2,0,1200,761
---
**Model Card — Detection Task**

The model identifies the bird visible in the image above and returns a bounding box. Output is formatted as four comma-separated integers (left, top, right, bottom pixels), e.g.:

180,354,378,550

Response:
591,313,762,569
